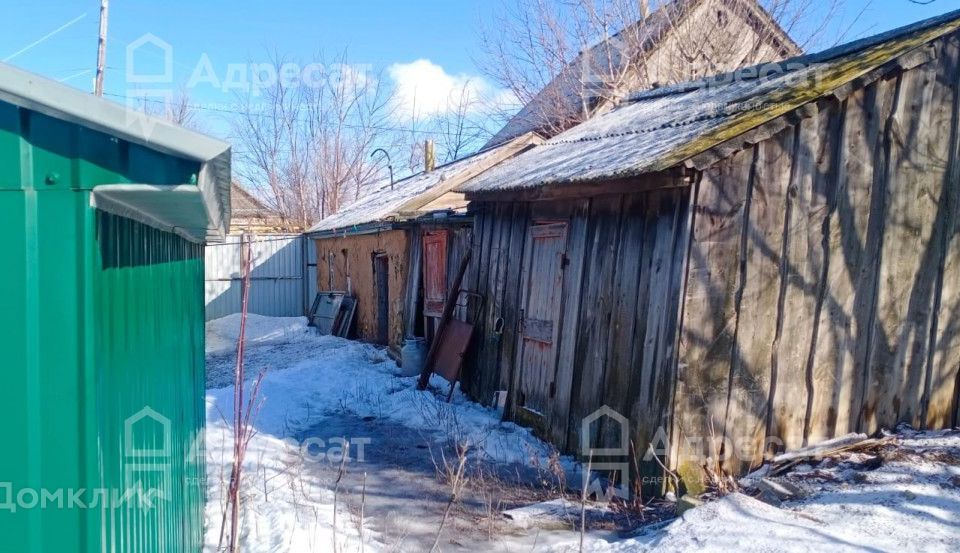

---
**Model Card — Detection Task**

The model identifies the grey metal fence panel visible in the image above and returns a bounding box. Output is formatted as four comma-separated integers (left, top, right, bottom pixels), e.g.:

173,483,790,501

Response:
204,234,307,321
305,239,318,314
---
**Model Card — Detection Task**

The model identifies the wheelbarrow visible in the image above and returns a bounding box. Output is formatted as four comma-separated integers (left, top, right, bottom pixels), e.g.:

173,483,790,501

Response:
432,291,484,402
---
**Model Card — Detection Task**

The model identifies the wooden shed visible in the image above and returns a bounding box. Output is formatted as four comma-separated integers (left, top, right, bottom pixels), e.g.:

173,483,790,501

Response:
306,133,540,353
457,11,960,491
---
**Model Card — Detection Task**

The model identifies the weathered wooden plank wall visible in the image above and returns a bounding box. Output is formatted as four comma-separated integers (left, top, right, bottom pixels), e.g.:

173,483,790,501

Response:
462,188,690,468
461,203,531,403
674,34,960,485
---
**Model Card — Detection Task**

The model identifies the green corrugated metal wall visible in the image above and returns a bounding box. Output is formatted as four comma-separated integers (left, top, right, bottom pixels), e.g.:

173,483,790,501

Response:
0,100,206,551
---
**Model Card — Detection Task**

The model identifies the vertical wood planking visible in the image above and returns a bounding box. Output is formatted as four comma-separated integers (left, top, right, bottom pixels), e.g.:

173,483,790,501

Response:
632,188,690,491
475,204,500,401
568,195,624,452
867,59,941,430
661,186,695,473
497,203,530,396
768,107,828,452
672,148,753,486
723,127,793,473
634,193,679,444
602,193,648,451
806,78,894,441
534,200,588,449
509,208,536,418
915,40,960,428
492,207,515,400
926,37,960,428
462,204,489,398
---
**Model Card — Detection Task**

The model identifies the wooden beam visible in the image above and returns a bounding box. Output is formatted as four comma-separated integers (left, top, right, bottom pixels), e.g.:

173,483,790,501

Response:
417,251,472,390
465,170,692,203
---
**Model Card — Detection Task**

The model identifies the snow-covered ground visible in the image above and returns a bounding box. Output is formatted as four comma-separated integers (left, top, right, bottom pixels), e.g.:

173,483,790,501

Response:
566,428,960,552
203,314,567,552
203,314,960,552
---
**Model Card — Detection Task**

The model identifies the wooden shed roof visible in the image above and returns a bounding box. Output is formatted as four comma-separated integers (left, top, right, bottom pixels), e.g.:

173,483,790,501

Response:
307,133,542,235
460,9,960,196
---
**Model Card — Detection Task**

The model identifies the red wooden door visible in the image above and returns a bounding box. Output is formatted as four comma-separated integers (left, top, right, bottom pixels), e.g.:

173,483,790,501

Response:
516,222,568,415
422,231,448,317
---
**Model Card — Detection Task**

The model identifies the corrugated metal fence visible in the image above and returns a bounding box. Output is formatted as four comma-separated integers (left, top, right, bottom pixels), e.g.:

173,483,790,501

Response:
204,234,317,321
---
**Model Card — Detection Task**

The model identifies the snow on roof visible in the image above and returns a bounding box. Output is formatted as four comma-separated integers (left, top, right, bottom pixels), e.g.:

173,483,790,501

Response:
461,9,960,194
307,133,541,234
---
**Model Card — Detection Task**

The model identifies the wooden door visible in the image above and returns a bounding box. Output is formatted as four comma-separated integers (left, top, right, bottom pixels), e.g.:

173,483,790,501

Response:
515,222,568,418
373,253,389,345
422,231,448,317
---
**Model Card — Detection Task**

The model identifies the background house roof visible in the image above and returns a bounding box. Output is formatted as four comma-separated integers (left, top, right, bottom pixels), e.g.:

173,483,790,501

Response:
231,183,279,219
460,9,960,195
484,0,801,148
307,133,541,235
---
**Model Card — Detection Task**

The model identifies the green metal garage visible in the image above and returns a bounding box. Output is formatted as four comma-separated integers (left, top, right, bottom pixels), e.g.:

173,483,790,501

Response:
0,62,230,552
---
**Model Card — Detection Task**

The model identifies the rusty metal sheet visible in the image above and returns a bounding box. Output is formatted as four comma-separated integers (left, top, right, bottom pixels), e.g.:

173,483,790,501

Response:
434,319,474,383
423,230,448,317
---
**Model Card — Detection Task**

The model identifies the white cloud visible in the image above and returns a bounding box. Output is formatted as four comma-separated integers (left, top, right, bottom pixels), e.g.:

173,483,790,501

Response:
387,59,517,121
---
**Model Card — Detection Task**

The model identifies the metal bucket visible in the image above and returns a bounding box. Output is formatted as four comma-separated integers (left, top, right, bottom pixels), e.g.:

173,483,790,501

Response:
400,337,427,377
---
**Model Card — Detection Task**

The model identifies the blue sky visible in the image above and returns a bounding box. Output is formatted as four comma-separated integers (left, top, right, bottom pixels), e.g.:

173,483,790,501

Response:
2,0,958,140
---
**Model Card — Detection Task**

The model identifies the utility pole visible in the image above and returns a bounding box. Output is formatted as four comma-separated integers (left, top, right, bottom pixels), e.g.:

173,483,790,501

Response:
94,0,109,96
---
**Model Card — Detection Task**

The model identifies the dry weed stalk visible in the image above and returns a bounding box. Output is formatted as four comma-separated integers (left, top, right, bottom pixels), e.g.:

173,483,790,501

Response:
359,471,367,553
218,234,267,552
432,443,471,552
702,419,739,496
646,443,681,497
580,449,593,553
331,439,350,553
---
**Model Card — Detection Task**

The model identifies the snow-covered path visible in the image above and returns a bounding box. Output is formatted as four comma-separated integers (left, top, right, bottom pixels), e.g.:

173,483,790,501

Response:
202,314,581,552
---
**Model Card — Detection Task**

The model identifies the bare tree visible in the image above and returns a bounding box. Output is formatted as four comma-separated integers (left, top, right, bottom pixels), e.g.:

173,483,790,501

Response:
232,52,395,228
478,0,851,141
391,80,488,173
435,81,489,163
134,87,205,132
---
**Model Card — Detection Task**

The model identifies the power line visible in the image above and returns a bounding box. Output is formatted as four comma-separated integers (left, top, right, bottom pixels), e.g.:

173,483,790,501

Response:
102,92,491,138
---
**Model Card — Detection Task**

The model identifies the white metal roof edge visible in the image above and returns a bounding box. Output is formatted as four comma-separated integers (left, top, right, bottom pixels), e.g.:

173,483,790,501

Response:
90,184,220,244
